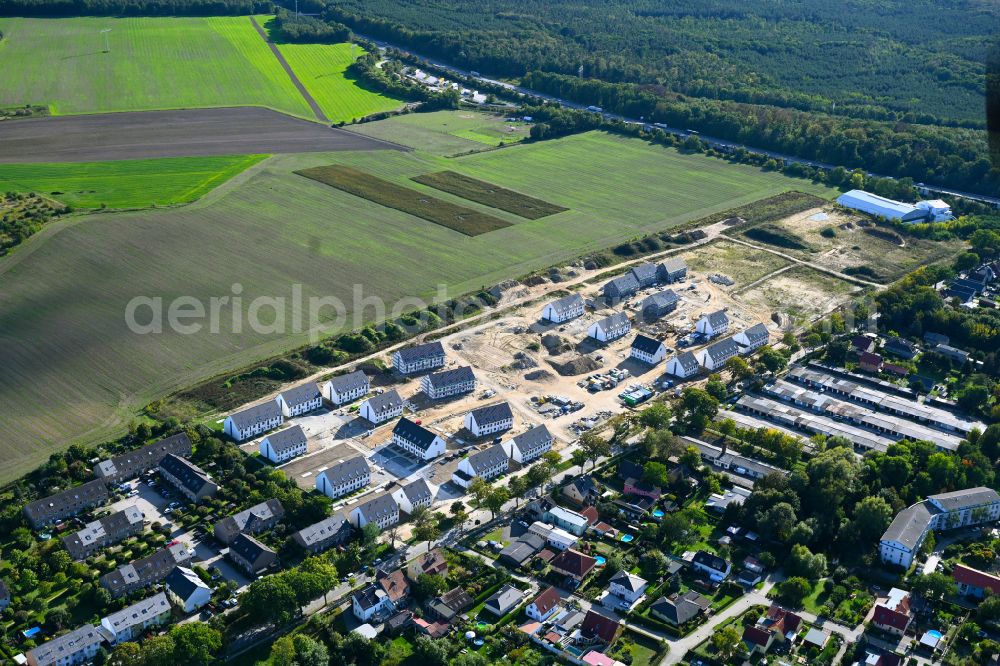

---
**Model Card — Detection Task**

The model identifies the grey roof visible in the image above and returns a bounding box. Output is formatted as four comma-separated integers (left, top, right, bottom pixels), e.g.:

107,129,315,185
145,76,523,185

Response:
881,501,933,550
216,499,284,539
547,293,584,316
95,432,193,479
631,334,664,355
101,543,190,593
229,533,274,565
510,425,553,456
498,540,539,565
604,273,640,296
705,337,739,361
28,624,103,666
393,417,440,450
399,478,434,505
643,290,679,309
165,566,210,600
425,366,475,389
263,425,307,453
318,455,370,487
353,583,388,611
102,592,169,634
363,389,403,415
630,263,659,283
650,591,708,624
396,341,445,364
63,506,143,557
356,494,399,522
295,515,351,547
672,351,700,372
928,487,1000,511
24,478,110,525
594,312,630,334
660,257,687,274
467,444,510,474
610,570,647,592
278,381,321,408
228,400,282,430
325,369,369,394
159,454,214,496
692,550,728,573
702,310,729,328
739,323,769,345
469,401,514,427
485,583,524,613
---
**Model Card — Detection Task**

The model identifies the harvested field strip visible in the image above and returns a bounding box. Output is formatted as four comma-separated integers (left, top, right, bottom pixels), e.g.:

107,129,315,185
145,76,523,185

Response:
296,165,512,236
411,171,567,219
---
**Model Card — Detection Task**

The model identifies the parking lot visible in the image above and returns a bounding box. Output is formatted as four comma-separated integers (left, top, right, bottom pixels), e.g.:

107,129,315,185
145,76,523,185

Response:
107,478,181,535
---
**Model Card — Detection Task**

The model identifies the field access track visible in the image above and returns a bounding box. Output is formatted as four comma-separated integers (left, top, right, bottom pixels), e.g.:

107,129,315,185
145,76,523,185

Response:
0,107,401,163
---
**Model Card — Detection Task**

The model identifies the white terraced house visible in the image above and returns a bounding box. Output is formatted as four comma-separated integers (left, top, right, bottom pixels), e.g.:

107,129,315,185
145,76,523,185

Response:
275,381,323,417
452,444,509,488
542,293,585,323
99,592,171,645
734,323,770,352
588,312,631,343
322,370,370,406
421,366,476,400
350,494,400,530
359,389,404,425
315,456,371,499
259,425,308,463
666,351,700,378
392,417,447,460
224,401,283,442
392,341,446,374
465,401,514,437
392,478,436,514
27,623,103,666
697,336,740,371
630,334,667,364
879,487,1000,568
502,424,553,464
696,310,730,338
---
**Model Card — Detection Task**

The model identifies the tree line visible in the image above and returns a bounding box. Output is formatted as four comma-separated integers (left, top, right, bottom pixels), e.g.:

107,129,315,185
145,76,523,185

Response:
0,0,271,16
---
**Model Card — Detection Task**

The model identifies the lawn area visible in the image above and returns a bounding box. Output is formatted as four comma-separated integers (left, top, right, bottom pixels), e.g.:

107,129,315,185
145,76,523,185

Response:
0,127,837,480
0,16,314,117
275,40,404,123
0,155,267,209
350,110,533,155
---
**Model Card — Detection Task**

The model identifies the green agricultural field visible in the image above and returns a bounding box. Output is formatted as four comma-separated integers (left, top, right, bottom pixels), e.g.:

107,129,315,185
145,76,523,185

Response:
0,128,836,481
411,171,567,219
0,155,267,209
275,41,403,123
0,16,313,117
350,110,532,155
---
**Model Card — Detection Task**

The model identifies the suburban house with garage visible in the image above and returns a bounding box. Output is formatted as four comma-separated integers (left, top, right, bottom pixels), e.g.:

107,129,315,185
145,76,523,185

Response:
392,341,446,374
392,417,447,460
606,571,648,609
94,432,193,481
502,424,553,464
452,444,509,488
579,609,622,646
315,456,371,499
26,624,103,666
224,401,283,442
158,454,217,502
697,336,740,371
526,586,562,621
588,312,631,343
62,505,144,560
293,515,353,554
658,258,688,283
543,293,585,323
734,323,770,353
691,550,731,582
871,588,913,636
640,290,679,321
321,370,370,406
465,401,514,437
227,533,277,577
630,334,667,364
392,478,436,514
543,506,590,536
650,591,710,626
259,425,308,464
213,498,285,545
359,390,404,425
630,262,660,288
275,382,323,418
350,494,400,531
24,479,110,529
99,592,171,645
602,273,640,303
165,566,213,614
421,366,476,400
484,583,525,617
953,564,1000,598
429,587,474,623
101,542,193,598
666,351,700,379
695,310,730,338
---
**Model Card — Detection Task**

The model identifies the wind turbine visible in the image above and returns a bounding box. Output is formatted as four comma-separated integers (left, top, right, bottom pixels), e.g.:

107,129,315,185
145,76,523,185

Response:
100,27,112,53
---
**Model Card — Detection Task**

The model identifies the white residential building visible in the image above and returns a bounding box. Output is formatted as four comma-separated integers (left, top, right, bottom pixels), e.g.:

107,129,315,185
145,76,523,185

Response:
696,310,729,338
315,456,370,499
543,505,590,536
27,624,103,666
359,389,404,425
465,402,514,437
697,336,740,371
259,425,308,463
275,382,323,417
527,521,578,551
352,584,393,623
734,323,770,352
667,351,700,378
321,370,370,406
392,478,436,514
543,294,585,323
452,444,509,488
421,366,476,400
630,334,667,364
350,495,400,531
99,592,171,645
392,417,447,460
526,586,561,622
392,341,446,374
608,571,648,605
165,566,213,614
224,401,283,442
502,425,553,464
588,312,631,343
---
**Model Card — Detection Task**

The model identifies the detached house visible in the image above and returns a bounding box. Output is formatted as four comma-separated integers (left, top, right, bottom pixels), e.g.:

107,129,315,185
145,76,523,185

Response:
406,548,449,581
580,610,621,646
24,479,110,529
392,417,447,460
666,351,700,379
502,424,553,464
550,549,597,582
526,586,562,621
485,583,525,617
606,571,648,611
393,341,445,374
691,550,730,582
350,494,400,531
452,444,509,488
259,425,308,464
213,498,285,545
26,624,103,666
158,454,217,502
695,310,729,338
224,401,283,442
321,370,370,406
359,389,404,425
315,455,370,499
872,588,913,636
99,592,171,645
657,258,688,283
352,584,393,623
650,591,710,626
563,475,599,506
630,334,667,364
421,366,476,400
465,402,514,437
734,323,769,352
543,293,585,323
94,432,192,481
275,381,323,418
62,505,144,560
588,312,631,343
293,515,353,554
392,478,436,514
697,336,739,371
228,533,277,577
953,564,1000,598
884,337,919,360
602,273,640,302
640,290,679,322
165,566,213,613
